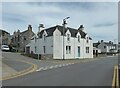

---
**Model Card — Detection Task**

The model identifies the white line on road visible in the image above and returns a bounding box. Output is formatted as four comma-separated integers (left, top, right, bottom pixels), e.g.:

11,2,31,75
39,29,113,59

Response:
36,67,44,72
54,65,59,68
36,62,75,72
58,64,62,67
49,66,54,69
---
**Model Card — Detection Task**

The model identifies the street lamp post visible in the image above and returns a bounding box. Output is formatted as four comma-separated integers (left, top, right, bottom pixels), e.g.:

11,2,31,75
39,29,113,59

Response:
62,17,70,60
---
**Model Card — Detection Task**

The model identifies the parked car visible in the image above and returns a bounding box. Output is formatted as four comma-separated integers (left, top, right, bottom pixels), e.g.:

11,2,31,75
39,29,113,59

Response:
2,45,10,51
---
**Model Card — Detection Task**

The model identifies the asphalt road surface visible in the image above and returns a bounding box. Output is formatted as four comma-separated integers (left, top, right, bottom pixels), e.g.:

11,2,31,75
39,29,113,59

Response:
2,52,32,72
2,52,118,86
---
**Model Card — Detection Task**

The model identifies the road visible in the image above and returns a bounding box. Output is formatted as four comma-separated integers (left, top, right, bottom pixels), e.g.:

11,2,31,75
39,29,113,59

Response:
2,52,118,86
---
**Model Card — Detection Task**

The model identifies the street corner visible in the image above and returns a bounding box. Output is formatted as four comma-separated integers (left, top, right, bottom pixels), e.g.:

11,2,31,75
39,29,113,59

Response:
0,59,37,81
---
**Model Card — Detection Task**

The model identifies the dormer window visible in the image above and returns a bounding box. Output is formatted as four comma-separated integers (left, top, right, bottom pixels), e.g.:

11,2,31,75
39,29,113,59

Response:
86,37,89,43
78,35,80,42
35,37,37,42
43,34,46,41
67,34,70,41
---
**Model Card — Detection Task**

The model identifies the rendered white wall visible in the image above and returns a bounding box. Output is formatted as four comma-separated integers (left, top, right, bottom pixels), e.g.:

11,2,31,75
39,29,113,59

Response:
29,28,93,59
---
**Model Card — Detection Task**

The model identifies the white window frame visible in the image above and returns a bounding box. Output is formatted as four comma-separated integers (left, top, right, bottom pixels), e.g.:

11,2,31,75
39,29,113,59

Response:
86,37,89,43
78,35,80,42
86,47,89,53
67,34,70,42
66,46,71,54
43,34,46,41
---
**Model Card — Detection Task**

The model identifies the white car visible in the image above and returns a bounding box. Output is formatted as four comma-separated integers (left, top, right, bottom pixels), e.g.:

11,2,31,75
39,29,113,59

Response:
2,45,10,51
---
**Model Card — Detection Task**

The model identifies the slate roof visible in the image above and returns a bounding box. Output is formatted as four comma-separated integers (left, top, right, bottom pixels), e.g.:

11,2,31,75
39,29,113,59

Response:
104,42,116,46
93,43,100,47
0,29,10,35
93,42,116,48
38,25,92,40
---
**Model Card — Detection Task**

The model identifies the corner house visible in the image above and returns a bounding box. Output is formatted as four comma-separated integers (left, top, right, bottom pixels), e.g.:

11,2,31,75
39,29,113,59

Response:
27,24,93,59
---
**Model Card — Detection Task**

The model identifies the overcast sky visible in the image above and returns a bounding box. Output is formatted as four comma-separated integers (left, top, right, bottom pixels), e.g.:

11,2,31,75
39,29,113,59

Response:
1,2,118,42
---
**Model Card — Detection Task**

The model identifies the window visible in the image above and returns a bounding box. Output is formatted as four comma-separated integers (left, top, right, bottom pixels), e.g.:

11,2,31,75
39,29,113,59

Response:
86,47,89,53
86,37,89,43
35,37,37,42
66,46,68,54
78,35,80,42
67,34,70,41
18,35,20,42
78,46,80,57
43,46,46,53
18,43,20,47
66,46,71,54
69,46,71,54
35,46,36,53
15,36,16,42
43,34,46,41
104,46,106,49
23,36,26,41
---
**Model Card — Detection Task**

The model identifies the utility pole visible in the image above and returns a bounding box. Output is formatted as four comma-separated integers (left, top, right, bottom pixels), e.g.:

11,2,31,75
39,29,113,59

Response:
62,17,70,60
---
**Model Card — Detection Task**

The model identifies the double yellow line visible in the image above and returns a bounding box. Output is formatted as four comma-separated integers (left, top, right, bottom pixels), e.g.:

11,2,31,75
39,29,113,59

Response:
112,64,119,88
0,59,37,80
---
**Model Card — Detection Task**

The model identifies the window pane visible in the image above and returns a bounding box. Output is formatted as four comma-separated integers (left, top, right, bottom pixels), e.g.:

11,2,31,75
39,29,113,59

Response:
66,46,68,54
67,34,70,41
69,46,71,54
78,36,80,42
86,47,89,53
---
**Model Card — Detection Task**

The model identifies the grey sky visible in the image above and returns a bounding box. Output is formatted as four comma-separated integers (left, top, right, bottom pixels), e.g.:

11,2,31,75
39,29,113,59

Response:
1,1,118,42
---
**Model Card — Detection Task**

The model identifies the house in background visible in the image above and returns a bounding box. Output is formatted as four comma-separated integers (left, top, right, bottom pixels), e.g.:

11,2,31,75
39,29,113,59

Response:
93,40,117,54
27,24,93,59
11,25,35,52
93,47,101,56
0,29,11,46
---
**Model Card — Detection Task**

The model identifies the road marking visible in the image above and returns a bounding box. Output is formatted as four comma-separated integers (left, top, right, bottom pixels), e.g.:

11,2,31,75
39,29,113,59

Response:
65,64,69,66
112,64,119,88
49,66,54,69
36,67,44,72
71,63,74,64
54,65,59,68
36,62,76,72
58,64,62,67
43,67,48,70
62,64,66,66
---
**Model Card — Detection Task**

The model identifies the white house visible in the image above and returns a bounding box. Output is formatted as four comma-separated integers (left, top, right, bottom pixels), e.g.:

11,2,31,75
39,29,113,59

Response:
28,24,93,59
93,47,101,54
93,40,117,53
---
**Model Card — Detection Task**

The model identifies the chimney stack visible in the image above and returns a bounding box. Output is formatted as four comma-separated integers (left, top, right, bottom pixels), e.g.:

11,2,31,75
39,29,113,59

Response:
109,41,112,44
38,24,45,32
101,40,104,43
98,41,100,43
28,25,32,31
78,25,84,31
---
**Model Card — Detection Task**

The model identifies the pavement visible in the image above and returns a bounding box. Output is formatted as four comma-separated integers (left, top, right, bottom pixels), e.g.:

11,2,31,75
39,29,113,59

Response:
1,52,37,80
2,52,118,86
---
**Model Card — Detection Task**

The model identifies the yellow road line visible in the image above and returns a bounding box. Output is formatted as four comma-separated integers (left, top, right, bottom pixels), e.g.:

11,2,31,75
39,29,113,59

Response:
112,64,119,88
116,65,119,87
0,59,37,80
112,65,116,88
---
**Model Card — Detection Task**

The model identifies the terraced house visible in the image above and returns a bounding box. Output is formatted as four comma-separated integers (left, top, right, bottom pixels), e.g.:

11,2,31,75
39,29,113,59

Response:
11,25,34,52
0,29,11,45
27,24,93,59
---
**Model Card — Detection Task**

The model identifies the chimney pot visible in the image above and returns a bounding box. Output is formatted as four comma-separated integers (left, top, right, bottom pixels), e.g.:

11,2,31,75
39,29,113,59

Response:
109,41,112,44
38,24,45,33
28,24,32,31
78,25,84,31
101,40,104,43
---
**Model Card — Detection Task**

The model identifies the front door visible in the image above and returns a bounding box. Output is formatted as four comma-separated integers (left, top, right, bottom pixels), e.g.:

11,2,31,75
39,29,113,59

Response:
78,46,80,57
